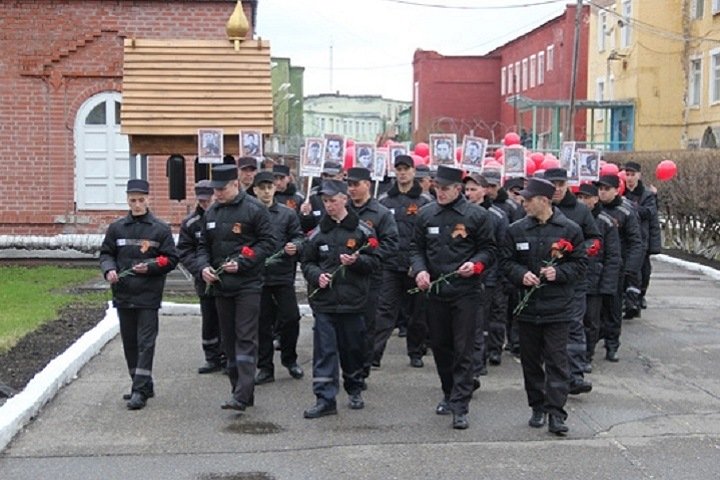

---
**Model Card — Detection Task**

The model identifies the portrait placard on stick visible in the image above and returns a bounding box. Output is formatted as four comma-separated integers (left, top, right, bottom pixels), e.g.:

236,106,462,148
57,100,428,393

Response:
461,136,488,173
354,143,376,170
300,137,323,177
372,148,388,181
578,149,601,183
429,133,457,169
198,129,223,164
240,130,263,158
322,134,345,165
503,145,526,178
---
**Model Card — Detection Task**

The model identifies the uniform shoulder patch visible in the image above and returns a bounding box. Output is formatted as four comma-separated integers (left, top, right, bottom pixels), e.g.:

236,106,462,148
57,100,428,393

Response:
598,212,615,228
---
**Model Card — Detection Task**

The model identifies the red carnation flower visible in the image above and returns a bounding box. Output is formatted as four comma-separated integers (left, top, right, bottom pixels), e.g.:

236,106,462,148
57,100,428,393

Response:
586,239,601,257
472,262,485,275
241,246,256,258
367,237,379,249
155,255,169,268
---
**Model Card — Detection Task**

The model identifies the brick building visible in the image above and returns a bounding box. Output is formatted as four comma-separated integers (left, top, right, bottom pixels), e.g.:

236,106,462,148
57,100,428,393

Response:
0,0,258,236
412,4,590,149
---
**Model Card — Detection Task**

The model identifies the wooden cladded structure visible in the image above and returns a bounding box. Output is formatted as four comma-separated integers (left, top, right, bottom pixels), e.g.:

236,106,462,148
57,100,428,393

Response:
121,38,272,155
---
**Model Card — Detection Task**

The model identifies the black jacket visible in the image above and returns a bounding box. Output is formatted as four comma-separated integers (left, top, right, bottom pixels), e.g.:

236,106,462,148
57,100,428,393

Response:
587,205,622,296
263,202,305,286
299,185,325,233
177,205,210,297
493,188,525,223
378,181,434,272
479,198,509,288
600,195,643,284
347,197,399,280
501,208,587,324
555,190,600,291
410,195,496,300
301,210,380,313
99,211,178,309
624,180,660,253
197,191,277,296
274,182,304,213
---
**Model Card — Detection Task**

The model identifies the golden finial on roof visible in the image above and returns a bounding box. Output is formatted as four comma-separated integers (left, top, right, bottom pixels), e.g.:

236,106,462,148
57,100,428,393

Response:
226,0,250,51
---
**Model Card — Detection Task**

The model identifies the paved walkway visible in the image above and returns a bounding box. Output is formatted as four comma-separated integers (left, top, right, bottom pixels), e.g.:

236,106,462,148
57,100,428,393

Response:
1,259,720,479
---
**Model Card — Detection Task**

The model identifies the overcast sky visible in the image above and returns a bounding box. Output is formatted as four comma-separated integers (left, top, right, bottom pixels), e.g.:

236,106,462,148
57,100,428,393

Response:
256,0,569,101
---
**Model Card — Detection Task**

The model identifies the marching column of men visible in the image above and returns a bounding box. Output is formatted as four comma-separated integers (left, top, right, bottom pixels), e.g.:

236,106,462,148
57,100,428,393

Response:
102,158,660,436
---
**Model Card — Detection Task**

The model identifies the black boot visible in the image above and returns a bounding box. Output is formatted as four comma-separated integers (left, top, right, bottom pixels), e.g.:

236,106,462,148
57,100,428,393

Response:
528,409,545,428
548,415,569,435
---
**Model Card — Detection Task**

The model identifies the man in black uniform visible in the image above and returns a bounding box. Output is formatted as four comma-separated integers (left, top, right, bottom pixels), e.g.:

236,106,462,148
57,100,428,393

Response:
501,177,587,435
301,179,381,418
177,180,225,374
373,155,433,368
346,167,399,382
100,179,178,410
273,164,304,212
623,162,661,313
596,174,643,362
410,166,496,430
545,168,599,394
252,171,306,384
576,183,621,370
299,162,344,233
198,164,276,412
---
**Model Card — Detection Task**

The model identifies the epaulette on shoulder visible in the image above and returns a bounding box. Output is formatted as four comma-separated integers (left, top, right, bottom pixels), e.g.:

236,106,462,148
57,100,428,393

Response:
598,211,615,228
186,214,201,228
617,204,632,216
307,226,321,240
378,192,389,202
420,192,434,203
358,221,374,237
489,205,505,219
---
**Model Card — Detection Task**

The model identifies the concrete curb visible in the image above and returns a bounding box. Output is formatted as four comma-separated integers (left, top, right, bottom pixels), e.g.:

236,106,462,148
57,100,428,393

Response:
654,254,720,282
0,301,313,452
0,302,119,452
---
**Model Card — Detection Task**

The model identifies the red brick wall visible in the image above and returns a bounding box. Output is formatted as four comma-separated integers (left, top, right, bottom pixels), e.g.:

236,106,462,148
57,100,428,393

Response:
0,0,256,235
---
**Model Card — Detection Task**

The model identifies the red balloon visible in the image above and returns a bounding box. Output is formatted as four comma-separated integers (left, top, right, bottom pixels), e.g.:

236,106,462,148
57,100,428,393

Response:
540,157,560,171
456,146,463,162
618,177,626,196
414,142,430,157
493,156,504,165
411,154,425,167
600,162,619,176
656,160,677,181
344,146,355,170
484,160,502,169
530,152,544,165
503,132,521,146
493,148,504,159
525,160,537,176
423,155,430,165
618,170,627,184
346,138,356,148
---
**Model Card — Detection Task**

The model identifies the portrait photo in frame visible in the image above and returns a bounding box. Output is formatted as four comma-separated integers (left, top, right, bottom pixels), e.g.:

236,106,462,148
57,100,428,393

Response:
198,128,223,164
240,130,263,158
578,149,601,182
354,142,376,170
301,137,324,177
322,134,345,164
503,145,526,178
429,133,457,168
387,144,407,177
461,135,488,173
372,148,388,181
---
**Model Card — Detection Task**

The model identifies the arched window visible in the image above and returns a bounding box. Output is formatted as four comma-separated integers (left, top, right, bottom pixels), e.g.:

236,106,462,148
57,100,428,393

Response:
75,92,142,210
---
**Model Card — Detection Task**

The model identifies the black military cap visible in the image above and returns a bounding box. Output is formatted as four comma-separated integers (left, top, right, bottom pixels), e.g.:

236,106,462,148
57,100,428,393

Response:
318,179,348,196
519,177,555,200
238,156,258,170
322,162,343,176
126,179,149,194
434,165,464,186
624,161,641,172
462,172,483,185
194,180,213,200
415,164,431,178
394,154,414,168
209,164,238,188
272,164,290,177
480,170,502,186
577,182,599,197
253,171,274,186
504,177,525,191
594,174,620,189
346,167,372,182
544,168,569,182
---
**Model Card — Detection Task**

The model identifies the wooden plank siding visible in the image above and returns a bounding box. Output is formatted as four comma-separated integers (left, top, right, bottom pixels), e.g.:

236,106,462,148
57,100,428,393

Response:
122,38,273,154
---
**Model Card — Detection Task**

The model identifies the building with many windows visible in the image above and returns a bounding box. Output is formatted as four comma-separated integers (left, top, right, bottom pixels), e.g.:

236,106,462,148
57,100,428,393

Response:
303,94,411,144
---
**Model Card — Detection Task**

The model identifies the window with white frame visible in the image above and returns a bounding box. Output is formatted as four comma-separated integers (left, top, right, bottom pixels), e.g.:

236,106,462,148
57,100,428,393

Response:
521,58,529,91
547,45,554,71
501,66,507,95
693,0,705,18
711,49,720,103
713,0,720,14
598,11,607,52
596,78,605,120
621,0,632,48
538,51,545,84
530,55,537,88
507,64,514,94
689,57,702,106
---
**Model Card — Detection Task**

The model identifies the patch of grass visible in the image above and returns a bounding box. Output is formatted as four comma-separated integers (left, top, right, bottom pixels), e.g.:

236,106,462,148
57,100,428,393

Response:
164,294,200,304
0,266,105,353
